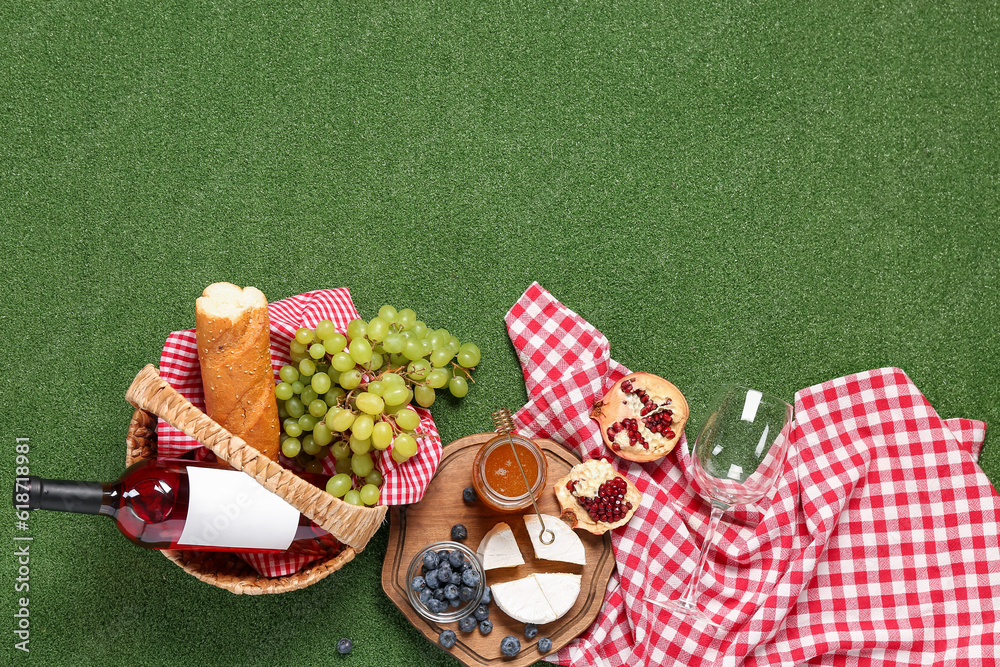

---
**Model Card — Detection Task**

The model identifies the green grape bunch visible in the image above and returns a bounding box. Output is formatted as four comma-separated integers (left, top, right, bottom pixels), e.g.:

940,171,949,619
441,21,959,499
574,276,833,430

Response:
272,305,481,507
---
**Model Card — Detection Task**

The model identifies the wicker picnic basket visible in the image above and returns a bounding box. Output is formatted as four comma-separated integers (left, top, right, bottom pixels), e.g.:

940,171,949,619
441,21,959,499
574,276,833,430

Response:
123,364,387,595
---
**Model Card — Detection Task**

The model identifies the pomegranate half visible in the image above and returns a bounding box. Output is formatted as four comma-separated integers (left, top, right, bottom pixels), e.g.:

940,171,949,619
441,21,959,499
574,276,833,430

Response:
555,459,643,535
590,372,688,463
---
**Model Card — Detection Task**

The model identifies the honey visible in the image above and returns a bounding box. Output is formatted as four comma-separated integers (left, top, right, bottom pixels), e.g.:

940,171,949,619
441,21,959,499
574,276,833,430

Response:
472,434,547,513
483,442,539,498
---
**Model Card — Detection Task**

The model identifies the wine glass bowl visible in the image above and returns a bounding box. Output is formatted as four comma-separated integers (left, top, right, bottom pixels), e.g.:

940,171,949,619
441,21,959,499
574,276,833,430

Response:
646,384,793,626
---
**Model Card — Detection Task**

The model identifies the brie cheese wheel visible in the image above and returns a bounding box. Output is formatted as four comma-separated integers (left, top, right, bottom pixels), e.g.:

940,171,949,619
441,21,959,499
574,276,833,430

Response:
490,575,558,625
476,522,525,570
523,514,586,565
532,572,582,619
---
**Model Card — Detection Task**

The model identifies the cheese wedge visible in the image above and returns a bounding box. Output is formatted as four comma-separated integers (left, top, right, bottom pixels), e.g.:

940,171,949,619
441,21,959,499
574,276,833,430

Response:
491,575,558,625
476,522,525,570
533,572,582,619
524,514,586,565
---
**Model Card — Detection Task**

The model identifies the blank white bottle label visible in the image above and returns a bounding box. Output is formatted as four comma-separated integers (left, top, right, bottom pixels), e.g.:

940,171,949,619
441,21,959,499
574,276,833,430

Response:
178,467,299,550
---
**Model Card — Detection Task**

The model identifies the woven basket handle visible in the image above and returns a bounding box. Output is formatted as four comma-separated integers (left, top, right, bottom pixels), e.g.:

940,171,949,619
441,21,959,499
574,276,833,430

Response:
125,365,386,551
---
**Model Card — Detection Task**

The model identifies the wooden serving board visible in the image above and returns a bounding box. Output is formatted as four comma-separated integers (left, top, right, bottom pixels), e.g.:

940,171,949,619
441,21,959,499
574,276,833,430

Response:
382,433,615,667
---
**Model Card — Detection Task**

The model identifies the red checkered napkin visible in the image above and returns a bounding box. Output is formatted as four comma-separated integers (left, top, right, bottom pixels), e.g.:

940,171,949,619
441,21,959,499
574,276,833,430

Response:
506,282,999,667
157,288,442,577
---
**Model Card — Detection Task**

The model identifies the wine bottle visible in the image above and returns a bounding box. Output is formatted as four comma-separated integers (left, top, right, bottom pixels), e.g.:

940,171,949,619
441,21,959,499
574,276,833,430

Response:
15,459,341,557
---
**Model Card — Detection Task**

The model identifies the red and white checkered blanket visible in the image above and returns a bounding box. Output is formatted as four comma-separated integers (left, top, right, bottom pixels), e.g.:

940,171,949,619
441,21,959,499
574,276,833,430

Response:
506,282,998,666
157,288,442,577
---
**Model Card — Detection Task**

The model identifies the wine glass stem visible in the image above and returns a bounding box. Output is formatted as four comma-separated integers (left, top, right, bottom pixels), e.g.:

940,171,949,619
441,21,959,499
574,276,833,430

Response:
677,501,727,611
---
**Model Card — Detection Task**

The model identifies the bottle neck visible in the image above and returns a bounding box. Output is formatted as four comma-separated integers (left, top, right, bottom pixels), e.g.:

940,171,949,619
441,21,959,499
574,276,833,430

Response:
24,477,113,515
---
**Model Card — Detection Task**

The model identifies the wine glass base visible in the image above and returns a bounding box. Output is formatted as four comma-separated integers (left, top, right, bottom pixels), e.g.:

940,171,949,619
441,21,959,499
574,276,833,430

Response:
644,595,721,628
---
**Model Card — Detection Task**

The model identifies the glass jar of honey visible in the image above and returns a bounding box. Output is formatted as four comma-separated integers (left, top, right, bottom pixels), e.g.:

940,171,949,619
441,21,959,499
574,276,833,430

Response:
472,434,548,513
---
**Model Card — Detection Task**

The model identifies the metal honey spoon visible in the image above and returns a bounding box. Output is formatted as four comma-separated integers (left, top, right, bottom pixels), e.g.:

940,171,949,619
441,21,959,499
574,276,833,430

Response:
491,408,555,546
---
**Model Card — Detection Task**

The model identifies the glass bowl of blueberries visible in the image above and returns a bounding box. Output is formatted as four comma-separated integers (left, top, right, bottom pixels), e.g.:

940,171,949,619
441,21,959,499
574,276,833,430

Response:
406,540,486,624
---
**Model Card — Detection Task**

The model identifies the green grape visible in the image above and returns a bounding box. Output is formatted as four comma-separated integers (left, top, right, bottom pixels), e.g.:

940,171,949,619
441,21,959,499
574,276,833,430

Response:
356,392,385,415
383,333,404,354
328,408,356,432
343,490,363,506
397,308,416,330
414,385,436,407
449,376,469,398
367,316,389,341
382,372,405,387
349,337,373,364
296,453,313,468
305,459,325,474
378,304,398,322
368,351,383,370
324,333,348,355
331,441,351,460
279,364,300,383
326,473,352,497
311,372,332,394
366,380,386,396
339,369,362,389
290,350,308,364
351,452,375,477
418,339,431,357
308,343,325,359
352,414,374,440
382,385,409,406
425,369,449,389
298,414,319,431
315,319,336,340
359,484,380,506
335,457,353,475
284,419,303,438
350,434,372,454
281,438,302,458
385,391,413,413
427,330,447,351
392,433,418,460
412,321,428,339
275,382,294,401
315,445,331,460
309,399,328,418
389,352,408,367
313,422,333,446
365,469,384,487
372,422,394,450
302,434,321,455
278,402,289,420
300,386,319,405
457,343,481,368
324,386,346,405
430,348,454,368
394,407,420,431
331,351,355,372
289,340,308,356
290,380,305,395
407,359,431,381
295,327,315,345
298,358,316,377
346,318,368,340
286,397,305,419
448,335,461,353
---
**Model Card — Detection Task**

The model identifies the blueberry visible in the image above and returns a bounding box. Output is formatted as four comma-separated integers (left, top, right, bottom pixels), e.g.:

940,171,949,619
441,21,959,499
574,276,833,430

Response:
337,638,353,655
451,524,468,541
448,550,465,569
410,575,426,591
423,551,440,570
473,604,489,621
538,637,553,653
463,486,477,503
481,586,492,605
449,599,461,607
436,549,451,561
443,584,460,600
433,588,447,601
428,598,447,614
461,568,480,587
424,570,440,589
458,615,477,633
439,629,457,649
479,619,493,635
450,571,463,586
500,635,521,657
524,623,538,639
418,588,433,605
437,563,453,581
459,586,476,602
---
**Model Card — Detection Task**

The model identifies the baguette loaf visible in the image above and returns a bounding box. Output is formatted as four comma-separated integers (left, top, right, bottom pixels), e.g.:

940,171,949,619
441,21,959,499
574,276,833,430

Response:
195,282,281,460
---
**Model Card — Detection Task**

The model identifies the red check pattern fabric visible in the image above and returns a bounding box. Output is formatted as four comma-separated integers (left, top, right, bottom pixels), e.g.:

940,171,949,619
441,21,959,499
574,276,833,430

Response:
506,282,998,667
156,288,442,577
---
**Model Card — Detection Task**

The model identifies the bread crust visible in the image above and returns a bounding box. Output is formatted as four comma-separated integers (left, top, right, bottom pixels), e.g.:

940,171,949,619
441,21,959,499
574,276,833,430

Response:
195,282,280,460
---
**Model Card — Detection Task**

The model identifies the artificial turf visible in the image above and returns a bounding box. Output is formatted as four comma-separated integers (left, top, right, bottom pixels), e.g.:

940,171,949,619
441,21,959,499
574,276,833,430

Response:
1,1,998,665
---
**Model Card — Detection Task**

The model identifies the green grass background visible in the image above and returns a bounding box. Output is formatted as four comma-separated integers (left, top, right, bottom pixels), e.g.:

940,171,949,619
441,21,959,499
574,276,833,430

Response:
2,0,998,665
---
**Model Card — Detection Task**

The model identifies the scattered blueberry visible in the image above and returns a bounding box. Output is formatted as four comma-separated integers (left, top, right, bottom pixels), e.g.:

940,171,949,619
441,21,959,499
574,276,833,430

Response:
459,586,476,602
538,637,553,653
448,550,465,569
425,570,440,589
461,568,481,587
458,615,477,632
463,486,477,503
443,584,460,600
410,575,426,591
473,604,490,621
337,638,353,655
451,524,468,541
479,619,493,635
500,635,521,657
481,586,492,605
439,629,457,649
524,623,538,639
423,551,440,570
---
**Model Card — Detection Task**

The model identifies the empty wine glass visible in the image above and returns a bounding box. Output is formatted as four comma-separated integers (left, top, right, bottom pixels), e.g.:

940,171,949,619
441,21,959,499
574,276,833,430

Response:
646,383,793,626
